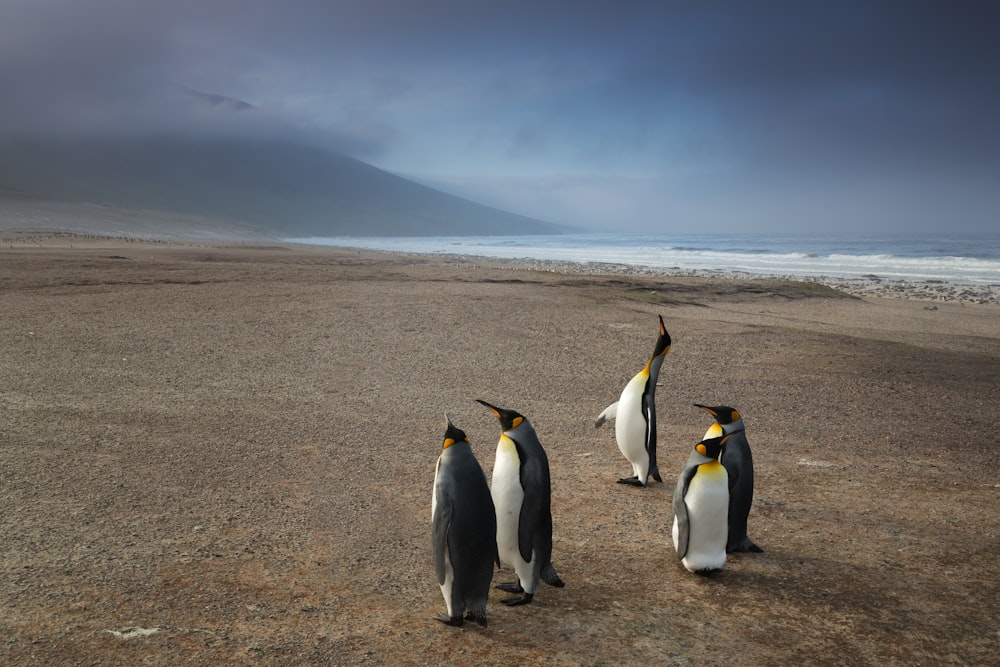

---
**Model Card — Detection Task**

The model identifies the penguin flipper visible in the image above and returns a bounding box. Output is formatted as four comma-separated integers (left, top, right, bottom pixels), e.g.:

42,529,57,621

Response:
673,500,690,559
672,467,695,559
643,392,661,483
431,491,452,586
515,443,547,565
594,401,619,428
517,476,542,565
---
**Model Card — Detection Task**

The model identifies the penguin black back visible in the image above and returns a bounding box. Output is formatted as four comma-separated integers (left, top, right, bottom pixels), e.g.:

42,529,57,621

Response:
432,418,498,626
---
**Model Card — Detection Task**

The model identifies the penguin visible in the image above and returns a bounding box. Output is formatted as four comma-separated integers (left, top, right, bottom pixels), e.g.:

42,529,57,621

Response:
594,314,671,486
477,399,564,605
672,432,733,573
431,417,499,627
694,404,763,553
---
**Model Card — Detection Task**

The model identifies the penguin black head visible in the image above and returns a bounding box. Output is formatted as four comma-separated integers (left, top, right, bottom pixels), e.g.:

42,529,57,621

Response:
476,399,525,431
694,404,741,425
442,416,470,450
652,315,672,358
695,433,732,460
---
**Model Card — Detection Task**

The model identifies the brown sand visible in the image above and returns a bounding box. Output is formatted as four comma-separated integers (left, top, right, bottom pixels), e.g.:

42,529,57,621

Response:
1,237,998,665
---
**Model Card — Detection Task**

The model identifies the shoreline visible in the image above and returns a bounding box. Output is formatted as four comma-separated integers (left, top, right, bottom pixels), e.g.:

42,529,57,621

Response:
2,227,998,305
295,246,1000,305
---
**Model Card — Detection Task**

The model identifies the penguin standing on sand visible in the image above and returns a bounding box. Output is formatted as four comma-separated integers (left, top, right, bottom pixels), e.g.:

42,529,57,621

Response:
431,418,499,627
478,399,564,605
672,432,733,573
595,315,671,486
695,404,763,553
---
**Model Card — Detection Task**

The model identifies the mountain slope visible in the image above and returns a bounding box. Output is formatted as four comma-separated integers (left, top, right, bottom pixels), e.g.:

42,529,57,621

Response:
0,135,562,237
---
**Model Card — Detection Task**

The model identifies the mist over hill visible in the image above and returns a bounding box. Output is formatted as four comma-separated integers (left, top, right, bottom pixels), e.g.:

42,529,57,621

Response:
0,134,564,238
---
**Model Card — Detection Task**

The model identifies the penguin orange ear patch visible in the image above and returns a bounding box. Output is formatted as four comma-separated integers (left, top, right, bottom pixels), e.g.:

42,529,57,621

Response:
731,410,741,422
443,437,456,449
512,416,523,428
696,443,708,456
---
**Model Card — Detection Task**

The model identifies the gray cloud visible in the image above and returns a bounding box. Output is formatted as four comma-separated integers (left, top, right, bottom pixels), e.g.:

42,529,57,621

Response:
1,0,997,233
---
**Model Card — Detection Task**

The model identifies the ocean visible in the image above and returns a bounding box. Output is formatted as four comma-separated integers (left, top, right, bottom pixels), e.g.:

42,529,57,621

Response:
284,233,1000,286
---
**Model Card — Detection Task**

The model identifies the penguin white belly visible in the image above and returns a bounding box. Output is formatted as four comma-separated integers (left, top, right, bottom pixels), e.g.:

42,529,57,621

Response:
615,373,649,478
681,462,729,572
492,439,525,567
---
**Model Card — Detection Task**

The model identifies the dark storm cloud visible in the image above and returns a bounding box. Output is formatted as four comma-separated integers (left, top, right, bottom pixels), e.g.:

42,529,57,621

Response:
1,0,997,232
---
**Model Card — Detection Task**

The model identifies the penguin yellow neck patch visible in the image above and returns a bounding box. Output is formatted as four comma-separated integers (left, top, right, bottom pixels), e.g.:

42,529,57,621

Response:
498,434,518,458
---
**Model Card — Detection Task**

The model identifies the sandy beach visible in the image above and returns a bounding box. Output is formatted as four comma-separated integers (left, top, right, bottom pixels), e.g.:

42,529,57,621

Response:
2,233,998,665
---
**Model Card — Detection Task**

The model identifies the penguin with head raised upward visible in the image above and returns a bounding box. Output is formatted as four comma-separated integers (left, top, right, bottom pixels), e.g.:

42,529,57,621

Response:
695,404,762,553
672,431,733,573
478,399,564,606
595,315,671,486
431,417,499,627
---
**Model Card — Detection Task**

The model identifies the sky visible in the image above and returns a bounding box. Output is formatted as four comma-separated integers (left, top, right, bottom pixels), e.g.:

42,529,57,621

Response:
1,0,998,234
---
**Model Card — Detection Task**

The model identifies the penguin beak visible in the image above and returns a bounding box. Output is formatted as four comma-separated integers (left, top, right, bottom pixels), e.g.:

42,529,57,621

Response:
475,399,501,419
694,403,718,417
653,316,671,357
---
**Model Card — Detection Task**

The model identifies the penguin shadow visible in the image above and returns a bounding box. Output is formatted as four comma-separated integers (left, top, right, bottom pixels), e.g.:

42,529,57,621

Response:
716,546,887,600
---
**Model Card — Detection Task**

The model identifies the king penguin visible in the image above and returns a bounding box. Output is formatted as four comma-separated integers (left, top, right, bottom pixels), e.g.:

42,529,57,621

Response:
695,404,763,553
672,432,733,573
595,315,671,486
477,399,564,605
431,417,499,627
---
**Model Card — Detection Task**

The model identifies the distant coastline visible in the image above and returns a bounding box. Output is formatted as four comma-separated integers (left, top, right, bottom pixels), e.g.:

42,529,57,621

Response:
286,233,1000,305
2,199,996,304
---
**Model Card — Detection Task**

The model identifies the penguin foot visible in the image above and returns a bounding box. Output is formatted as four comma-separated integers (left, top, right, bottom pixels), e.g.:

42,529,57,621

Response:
694,567,722,576
616,476,645,486
464,611,488,628
651,471,663,483
434,613,463,627
727,538,764,554
501,592,534,606
541,563,565,588
495,581,524,593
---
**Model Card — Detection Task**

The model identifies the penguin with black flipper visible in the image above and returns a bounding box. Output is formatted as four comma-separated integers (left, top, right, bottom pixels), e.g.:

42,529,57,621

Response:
672,432,733,574
478,400,564,606
694,404,763,553
595,315,671,486
431,417,499,627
